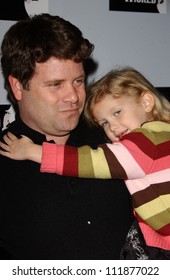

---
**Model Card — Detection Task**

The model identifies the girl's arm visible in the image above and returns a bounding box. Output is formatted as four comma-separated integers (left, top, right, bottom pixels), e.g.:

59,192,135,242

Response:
1,131,169,236
40,132,153,180
1,130,155,180
0,132,42,163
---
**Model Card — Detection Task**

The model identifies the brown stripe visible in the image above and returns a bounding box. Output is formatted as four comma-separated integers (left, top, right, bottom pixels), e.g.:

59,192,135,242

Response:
99,144,127,179
132,181,170,208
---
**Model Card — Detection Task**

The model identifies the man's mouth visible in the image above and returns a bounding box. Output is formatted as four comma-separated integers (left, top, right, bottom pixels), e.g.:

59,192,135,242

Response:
61,107,79,112
60,108,80,117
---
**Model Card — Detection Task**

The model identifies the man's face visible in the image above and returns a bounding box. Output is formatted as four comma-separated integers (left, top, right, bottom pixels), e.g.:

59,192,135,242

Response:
17,58,86,140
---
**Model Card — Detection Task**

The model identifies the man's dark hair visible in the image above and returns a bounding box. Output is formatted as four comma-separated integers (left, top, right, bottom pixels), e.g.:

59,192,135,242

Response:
1,13,94,105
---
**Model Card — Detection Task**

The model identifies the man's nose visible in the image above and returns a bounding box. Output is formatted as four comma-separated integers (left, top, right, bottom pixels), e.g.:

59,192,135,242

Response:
64,85,79,103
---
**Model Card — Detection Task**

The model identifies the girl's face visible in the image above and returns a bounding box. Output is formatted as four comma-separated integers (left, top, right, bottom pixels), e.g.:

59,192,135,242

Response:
92,93,153,141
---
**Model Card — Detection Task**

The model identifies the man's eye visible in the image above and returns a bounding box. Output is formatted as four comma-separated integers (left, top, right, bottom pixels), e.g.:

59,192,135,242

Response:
47,81,61,88
74,79,85,86
50,82,60,87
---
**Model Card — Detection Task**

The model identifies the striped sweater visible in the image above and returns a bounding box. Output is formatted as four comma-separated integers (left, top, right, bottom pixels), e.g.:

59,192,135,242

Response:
41,121,170,250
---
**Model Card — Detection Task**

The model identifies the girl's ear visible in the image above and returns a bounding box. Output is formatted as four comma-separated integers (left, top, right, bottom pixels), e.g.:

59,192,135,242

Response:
8,75,23,101
141,91,155,113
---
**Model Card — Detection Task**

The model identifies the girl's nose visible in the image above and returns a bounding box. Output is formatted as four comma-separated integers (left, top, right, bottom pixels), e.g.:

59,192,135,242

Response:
109,121,119,132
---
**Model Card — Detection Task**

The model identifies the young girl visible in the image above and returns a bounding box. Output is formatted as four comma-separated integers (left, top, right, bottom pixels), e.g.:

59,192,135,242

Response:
1,67,170,259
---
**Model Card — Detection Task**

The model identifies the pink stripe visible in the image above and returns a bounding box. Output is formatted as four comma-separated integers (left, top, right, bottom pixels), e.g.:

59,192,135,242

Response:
139,221,170,250
122,141,170,173
41,143,64,174
121,139,154,172
107,142,146,179
152,155,170,172
41,143,58,173
126,169,170,194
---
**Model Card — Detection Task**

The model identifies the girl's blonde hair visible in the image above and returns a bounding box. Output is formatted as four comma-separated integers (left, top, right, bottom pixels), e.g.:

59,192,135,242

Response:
84,67,170,126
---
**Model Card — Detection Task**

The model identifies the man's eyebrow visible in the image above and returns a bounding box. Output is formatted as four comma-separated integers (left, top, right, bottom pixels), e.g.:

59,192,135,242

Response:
44,74,86,85
44,79,64,84
75,74,86,79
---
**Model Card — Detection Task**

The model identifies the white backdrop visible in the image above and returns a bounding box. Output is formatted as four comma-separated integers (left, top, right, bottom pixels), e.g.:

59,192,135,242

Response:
0,0,170,105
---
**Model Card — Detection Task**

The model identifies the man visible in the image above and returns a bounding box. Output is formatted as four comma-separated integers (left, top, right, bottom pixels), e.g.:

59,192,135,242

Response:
0,13,133,259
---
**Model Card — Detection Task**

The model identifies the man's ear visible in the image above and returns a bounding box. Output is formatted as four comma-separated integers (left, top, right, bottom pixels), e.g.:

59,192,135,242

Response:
141,91,155,113
8,75,23,101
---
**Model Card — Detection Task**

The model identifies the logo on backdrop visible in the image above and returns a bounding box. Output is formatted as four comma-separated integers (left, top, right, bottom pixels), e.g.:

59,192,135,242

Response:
0,105,15,133
109,0,167,14
0,0,49,21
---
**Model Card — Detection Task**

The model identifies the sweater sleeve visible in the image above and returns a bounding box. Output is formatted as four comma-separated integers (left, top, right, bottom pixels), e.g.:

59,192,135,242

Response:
40,143,65,175
40,130,156,180
40,126,170,237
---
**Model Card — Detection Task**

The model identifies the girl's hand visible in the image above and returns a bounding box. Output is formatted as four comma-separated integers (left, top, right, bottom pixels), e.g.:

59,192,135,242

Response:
0,132,33,160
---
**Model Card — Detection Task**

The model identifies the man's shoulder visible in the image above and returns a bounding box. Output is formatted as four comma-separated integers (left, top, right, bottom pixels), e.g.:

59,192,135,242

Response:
0,120,20,140
69,117,108,147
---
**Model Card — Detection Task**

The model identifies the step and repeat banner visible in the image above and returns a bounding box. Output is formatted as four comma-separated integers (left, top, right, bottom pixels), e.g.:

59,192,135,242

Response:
0,0,49,21
109,0,167,14
0,0,169,132
0,0,49,132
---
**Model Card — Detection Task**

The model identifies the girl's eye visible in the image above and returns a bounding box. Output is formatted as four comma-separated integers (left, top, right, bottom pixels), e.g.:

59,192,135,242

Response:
101,121,109,128
114,110,121,117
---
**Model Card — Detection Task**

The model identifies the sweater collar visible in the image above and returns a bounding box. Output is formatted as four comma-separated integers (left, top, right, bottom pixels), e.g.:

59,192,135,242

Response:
142,121,170,132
